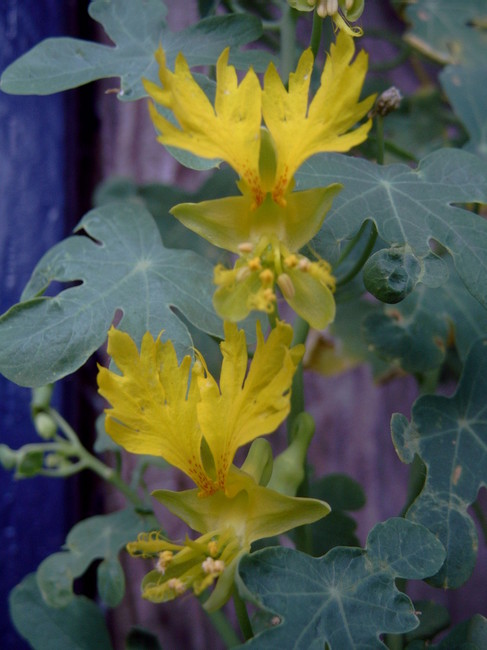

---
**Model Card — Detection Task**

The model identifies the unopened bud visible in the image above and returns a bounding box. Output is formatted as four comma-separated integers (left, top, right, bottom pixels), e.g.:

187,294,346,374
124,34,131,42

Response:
34,412,57,439
369,86,402,118
0,444,17,470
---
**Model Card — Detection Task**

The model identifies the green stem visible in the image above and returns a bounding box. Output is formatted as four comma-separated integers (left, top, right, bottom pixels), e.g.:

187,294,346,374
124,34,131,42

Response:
48,408,147,508
310,10,323,59
288,317,310,438
279,5,297,79
267,300,280,329
204,606,241,648
288,317,313,554
335,221,378,288
233,590,253,641
376,115,384,165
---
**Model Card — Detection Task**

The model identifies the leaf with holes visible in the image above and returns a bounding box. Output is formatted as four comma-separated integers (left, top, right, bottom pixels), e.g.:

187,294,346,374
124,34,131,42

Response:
391,339,487,588
402,0,487,65
0,202,223,387
0,0,265,100
236,518,445,649
298,150,487,310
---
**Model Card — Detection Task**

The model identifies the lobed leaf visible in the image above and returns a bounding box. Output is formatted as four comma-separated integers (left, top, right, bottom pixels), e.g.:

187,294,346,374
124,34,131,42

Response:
36,508,157,608
298,150,487,310
0,202,223,387
9,573,113,650
391,339,487,588
237,518,445,649
0,0,265,100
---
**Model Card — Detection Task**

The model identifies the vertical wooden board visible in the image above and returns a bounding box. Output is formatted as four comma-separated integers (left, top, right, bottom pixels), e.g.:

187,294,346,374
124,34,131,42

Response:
0,2,71,648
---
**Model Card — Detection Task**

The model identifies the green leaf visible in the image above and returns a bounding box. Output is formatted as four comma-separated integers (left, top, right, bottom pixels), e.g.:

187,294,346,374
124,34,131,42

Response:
9,573,113,650
362,259,487,373
237,518,445,649
0,0,265,100
0,202,223,387
407,614,487,649
97,557,125,608
308,473,366,554
298,150,487,310
440,65,487,160
402,0,487,65
405,600,450,642
391,339,487,588
37,508,157,607
93,169,237,261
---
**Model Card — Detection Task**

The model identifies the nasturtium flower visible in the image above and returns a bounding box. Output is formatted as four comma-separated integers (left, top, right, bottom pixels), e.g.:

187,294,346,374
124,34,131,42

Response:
289,0,365,37
143,31,374,329
97,322,330,610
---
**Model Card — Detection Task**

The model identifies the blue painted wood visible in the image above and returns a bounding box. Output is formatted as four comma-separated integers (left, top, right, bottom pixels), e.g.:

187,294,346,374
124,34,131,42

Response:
0,2,72,647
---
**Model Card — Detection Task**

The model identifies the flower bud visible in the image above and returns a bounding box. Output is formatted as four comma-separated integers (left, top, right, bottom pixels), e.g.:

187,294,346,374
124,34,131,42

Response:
34,412,57,439
369,86,402,118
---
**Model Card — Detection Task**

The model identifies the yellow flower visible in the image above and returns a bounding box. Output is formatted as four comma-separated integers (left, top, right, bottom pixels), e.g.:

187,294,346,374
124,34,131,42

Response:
144,32,374,328
97,322,330,609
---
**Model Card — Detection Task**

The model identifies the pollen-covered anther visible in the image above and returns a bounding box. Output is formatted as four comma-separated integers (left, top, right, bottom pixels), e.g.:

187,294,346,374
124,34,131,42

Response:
259,268,274,285
202,557,225,576
238,242,254,254
167,578,186,595
284,254,299,269
156,550,174,574
298,258,311,271
263,288,276,304
247,257,262,271
277,273,295,300
317,0,338,17
207,540,218,557
236,266,252,282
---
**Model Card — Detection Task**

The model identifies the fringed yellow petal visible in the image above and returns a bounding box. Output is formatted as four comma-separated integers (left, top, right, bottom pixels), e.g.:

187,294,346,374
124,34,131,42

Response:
196,321,304,491
144,47,263,203
263,31,375,203
97,327,215,494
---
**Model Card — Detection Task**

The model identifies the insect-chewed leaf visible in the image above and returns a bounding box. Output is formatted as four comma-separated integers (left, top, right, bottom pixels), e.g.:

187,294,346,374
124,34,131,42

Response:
237,518,445,649
0,202,223,387
392,339,487,588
